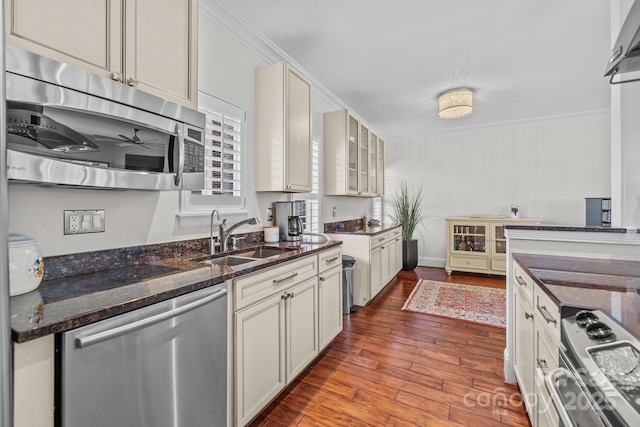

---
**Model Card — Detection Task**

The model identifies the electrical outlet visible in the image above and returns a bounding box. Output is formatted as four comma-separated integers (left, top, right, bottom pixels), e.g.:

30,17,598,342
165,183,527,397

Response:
64,210,105,235
267,207,274,222
333,207,337,217
69,215,80,231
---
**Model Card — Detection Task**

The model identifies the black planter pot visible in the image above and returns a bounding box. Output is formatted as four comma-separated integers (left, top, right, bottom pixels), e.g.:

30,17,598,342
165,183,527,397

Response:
402,239,419,271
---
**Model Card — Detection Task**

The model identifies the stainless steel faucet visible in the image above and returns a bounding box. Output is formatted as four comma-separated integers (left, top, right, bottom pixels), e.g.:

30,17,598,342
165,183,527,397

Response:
219,217,260,251
209,210,226,255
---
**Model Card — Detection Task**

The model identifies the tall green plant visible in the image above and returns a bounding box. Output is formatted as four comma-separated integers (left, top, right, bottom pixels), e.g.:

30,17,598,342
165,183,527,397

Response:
389,181,425,241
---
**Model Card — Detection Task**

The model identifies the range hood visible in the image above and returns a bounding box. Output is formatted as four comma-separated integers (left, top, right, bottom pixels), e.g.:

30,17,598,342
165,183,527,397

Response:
605,0,640,83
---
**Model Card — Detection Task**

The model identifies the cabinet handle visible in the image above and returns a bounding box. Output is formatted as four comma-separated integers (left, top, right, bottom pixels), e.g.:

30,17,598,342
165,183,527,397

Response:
127,77,138,87
537,358,547,368
515,276,527,288
273,272,298,285
525,312,534,320
111,71,124,83
537,304,557,325
325,256,339,263
319,277,325,281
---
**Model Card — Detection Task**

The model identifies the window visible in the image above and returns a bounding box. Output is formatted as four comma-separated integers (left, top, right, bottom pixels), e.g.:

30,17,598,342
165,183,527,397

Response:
298,135,320,232
180,91,246,217
372,197,382,222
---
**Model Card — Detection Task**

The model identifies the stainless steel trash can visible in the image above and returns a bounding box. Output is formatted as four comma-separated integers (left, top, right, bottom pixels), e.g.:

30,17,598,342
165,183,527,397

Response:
342,255,356,314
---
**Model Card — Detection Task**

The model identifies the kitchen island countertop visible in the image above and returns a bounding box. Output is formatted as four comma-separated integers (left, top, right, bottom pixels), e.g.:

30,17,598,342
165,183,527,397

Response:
513,252,640,337
10,240,342,343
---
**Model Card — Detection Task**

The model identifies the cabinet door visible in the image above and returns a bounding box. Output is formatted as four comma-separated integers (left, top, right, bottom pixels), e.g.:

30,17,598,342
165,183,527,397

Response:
235,293,285,426
6,0,121,79
450,221,489,253
513,289,536,412
286,278,318,381
386,238,398,283
284,65,312,192
370,245,383,298
318,265,343,349
347,113,359,195
369,132,378,195
358,123,369,196
377,138,385,196
124,0,198,108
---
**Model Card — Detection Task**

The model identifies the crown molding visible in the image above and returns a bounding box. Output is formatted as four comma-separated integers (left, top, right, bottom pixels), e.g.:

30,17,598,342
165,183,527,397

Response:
390,108,611,142
199,0,351,113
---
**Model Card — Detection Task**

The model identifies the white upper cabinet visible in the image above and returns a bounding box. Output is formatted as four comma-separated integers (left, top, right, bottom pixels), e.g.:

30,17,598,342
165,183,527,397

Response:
5,0,198,108
255,62,313,193
324,109,385,197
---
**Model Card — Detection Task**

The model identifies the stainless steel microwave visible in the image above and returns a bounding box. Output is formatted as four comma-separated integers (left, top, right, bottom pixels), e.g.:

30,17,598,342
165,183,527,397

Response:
5,45,206,191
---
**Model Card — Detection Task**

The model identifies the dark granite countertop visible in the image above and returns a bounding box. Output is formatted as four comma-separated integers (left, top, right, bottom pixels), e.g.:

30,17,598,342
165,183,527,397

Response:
513,253,640,337
506,224,627,233
10,240,342,343
325,223,401,236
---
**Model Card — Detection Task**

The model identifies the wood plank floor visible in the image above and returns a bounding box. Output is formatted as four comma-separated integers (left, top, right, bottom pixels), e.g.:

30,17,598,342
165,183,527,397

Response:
248,267,532,427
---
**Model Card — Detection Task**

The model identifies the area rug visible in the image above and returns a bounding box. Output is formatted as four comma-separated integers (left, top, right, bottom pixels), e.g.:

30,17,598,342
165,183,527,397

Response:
401,280,506,328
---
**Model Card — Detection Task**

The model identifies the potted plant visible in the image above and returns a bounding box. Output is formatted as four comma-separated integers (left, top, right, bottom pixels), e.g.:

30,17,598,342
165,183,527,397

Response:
389,181,425,271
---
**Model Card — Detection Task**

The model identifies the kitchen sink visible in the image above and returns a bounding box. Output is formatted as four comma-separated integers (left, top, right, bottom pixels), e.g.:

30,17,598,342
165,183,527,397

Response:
196,255,257,267
234,247,293,259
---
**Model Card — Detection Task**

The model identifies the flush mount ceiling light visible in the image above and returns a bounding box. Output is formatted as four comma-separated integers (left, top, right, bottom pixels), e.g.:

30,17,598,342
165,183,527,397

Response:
438,88,473,120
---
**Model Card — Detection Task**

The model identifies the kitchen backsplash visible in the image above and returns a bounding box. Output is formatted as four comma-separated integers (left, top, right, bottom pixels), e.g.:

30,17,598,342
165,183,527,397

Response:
42,231,264,281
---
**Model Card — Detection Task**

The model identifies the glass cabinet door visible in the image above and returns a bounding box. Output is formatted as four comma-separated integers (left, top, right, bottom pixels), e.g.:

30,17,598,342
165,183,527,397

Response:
451,222,487,253
347,114,358,194
358,123,369,195
369,132,377,195
492,224,506,256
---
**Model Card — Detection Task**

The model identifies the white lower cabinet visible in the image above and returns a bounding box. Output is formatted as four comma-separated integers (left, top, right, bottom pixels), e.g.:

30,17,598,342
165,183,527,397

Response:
326,227,401,306
318,263,343,349
233,248,343,426
14,335,55,427
512,262,561,427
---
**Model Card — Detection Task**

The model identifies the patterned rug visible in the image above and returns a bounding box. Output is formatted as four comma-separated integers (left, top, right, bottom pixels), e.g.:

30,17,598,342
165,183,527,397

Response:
401,280,506,328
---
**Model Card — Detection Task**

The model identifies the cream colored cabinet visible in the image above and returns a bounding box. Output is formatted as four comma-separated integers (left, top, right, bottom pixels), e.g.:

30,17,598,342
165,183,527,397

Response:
512,262,561,427
369,132,378,195
318,248,343,349
376,137,385,196
324,110,386,197
5,0,198,108
14,335,55,427
233,248,344,426
359,123,370,195
234,290,286,426
445,217,541,276
255,61,312,192
327,227,402,306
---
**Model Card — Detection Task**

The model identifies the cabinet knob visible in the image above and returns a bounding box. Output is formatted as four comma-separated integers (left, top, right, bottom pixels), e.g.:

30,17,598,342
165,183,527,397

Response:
525,312,534,320
127,77,139,87
111,71,124,83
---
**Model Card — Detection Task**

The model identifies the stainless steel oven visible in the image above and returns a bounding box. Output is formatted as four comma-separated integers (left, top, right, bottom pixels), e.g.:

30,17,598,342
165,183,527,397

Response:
546,308,640,427
5,45,205,191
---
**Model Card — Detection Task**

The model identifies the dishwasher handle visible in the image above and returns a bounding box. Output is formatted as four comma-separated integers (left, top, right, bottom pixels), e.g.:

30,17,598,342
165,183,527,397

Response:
76,288,227,349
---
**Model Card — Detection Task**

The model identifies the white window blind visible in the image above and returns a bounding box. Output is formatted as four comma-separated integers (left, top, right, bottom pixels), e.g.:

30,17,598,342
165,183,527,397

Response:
372,197,382,222
299,136,320,233
180,91,246,216
202,109,242,197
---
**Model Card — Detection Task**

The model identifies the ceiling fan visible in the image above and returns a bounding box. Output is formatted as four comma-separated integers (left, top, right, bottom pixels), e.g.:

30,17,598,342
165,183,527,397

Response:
93,128,160,149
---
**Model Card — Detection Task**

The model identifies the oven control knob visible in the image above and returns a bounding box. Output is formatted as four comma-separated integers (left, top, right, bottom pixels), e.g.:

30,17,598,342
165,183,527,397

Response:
586,321,613,340
576,310,599,328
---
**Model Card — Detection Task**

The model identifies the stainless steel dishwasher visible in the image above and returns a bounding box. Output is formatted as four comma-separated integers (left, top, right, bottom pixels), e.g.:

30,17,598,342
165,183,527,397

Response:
59,282,227,427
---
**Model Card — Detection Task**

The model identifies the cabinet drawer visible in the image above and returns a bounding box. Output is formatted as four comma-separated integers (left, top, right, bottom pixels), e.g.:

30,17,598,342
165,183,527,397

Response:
449,255,489,270
318,247,342,273
535,284,560,340
536,327,559,374
513,263,534,304
371,232,392,249
234,255,318,311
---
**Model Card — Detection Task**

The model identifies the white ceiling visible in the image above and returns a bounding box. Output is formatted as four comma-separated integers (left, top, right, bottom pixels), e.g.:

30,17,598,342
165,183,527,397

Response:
219,0,613,140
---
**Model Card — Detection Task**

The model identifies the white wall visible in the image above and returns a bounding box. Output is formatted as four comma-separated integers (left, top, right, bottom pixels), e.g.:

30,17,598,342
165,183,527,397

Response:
384,114,611,267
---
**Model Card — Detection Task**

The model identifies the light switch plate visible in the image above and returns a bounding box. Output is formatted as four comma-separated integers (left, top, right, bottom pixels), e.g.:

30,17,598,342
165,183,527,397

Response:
64,210,105,235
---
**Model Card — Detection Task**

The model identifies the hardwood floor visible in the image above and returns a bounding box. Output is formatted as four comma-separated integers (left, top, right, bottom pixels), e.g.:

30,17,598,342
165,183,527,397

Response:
248,267,531,427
